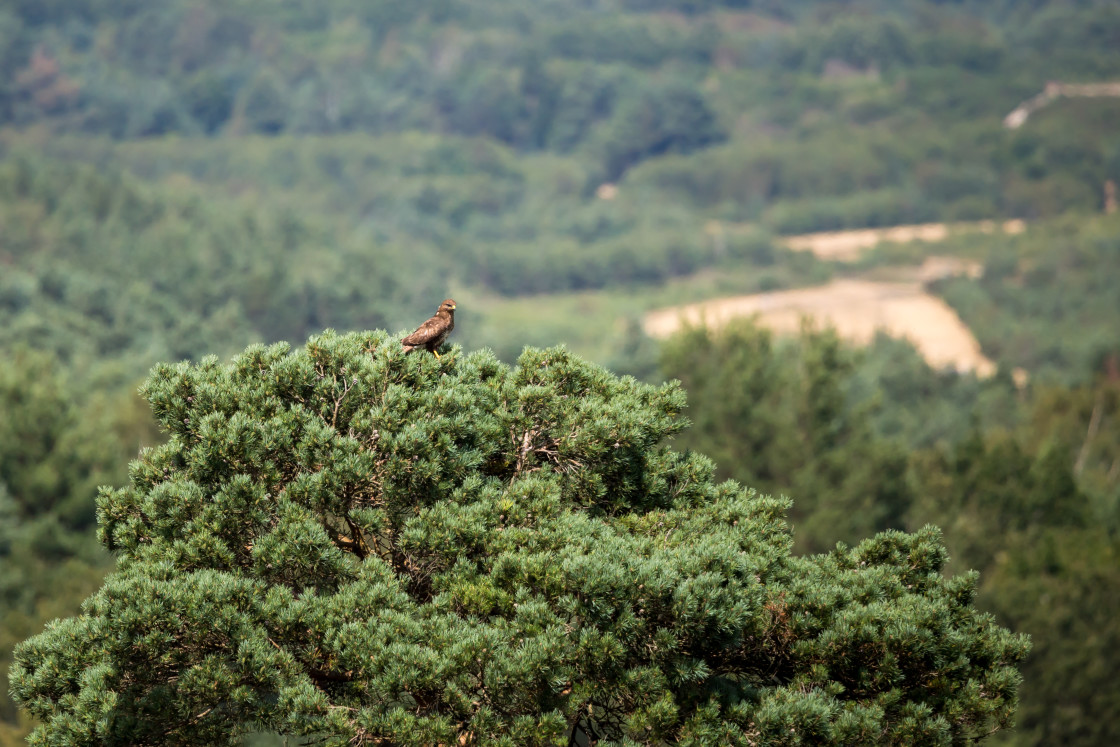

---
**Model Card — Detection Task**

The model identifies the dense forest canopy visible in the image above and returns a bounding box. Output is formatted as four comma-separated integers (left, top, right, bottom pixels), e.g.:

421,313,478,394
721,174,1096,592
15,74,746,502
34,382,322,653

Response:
3,0,1120,233
1,0,1119,744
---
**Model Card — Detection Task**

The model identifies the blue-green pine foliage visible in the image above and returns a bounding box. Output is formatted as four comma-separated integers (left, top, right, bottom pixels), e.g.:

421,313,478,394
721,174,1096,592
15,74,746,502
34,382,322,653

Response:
12,333,1027,745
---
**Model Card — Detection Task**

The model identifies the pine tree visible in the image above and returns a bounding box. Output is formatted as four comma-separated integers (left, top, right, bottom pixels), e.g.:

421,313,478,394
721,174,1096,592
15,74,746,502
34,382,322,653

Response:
11,331,1027,746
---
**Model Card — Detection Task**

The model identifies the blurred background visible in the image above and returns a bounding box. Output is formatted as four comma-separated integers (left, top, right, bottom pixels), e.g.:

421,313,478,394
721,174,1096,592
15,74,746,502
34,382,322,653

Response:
1,0,1118,744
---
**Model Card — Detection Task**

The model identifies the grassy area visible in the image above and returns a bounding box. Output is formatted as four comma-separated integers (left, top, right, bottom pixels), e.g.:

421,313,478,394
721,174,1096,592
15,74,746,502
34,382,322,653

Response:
453,255,831,366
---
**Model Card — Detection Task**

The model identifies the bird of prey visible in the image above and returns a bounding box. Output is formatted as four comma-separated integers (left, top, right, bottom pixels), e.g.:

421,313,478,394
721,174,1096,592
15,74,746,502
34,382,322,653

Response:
402,299,457,358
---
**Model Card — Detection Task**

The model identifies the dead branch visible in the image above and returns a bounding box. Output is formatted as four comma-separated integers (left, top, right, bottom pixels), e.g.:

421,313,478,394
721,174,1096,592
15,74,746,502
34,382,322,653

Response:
1074,391,1104,475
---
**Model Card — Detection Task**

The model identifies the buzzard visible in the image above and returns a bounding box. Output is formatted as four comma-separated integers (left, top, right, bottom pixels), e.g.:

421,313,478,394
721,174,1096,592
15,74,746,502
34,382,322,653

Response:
402,299,457,358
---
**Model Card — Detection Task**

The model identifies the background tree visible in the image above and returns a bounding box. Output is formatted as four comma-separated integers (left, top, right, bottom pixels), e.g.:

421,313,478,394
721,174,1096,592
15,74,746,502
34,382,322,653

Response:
661,321,913,553
0,350,131,743
11,333,1026,746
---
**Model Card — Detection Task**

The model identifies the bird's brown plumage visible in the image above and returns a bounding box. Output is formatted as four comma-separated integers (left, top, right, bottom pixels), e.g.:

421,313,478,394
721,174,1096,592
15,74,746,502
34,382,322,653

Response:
402,299,457,358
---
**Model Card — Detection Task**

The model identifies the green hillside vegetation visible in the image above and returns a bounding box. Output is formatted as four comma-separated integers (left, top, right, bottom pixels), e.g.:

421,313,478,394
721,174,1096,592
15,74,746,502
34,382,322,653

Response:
5,0,1120,243
9,128,821,298
850,211,1120,387
0,154,447,383
0,351,127,742
934,215,1120,385
2,0,1120,744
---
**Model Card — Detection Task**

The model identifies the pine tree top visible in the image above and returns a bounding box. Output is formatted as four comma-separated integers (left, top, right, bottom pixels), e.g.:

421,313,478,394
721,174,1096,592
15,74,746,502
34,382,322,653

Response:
11,331,1028,746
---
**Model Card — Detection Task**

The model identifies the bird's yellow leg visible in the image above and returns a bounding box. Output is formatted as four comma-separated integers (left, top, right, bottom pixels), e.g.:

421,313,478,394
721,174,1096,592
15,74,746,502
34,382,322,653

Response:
433,350,442,360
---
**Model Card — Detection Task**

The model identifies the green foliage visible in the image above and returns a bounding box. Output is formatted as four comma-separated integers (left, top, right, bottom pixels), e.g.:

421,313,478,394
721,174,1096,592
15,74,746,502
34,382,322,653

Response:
0,351,127,743
1026,380,1120,526
848,334,1022,449
909,431,1087,575
5,0,1120,225
936,214,1120,385
26,133,816,299
908,416,1120,747
658,317,1120,746
0,350,108,528
661,321,914,553
0,347,151,546
11,334,1026,745
596,78,727,181
980,531,1120,746
1,3,1118,745
0,152,446,385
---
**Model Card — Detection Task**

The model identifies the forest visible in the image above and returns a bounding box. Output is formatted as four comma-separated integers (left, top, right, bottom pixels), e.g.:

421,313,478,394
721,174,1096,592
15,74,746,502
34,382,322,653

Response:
1,0,1119,744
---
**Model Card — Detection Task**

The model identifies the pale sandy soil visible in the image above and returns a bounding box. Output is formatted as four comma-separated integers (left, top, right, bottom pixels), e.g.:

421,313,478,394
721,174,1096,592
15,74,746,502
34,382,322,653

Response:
782,219,1025,261
643,279,996,377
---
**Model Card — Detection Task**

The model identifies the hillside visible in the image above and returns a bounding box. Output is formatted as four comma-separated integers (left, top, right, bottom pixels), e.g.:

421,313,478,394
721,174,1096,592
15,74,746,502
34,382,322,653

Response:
4,1,1120,297
2,1,1120,745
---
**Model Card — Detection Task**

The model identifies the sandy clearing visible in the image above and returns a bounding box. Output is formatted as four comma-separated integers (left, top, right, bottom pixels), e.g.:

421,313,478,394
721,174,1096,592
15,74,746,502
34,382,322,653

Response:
643,279,996,376
782,219,1025,261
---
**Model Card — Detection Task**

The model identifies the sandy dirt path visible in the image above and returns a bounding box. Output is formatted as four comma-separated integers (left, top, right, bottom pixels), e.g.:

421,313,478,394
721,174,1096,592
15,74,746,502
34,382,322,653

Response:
781,219,1024,261
643,279,996,376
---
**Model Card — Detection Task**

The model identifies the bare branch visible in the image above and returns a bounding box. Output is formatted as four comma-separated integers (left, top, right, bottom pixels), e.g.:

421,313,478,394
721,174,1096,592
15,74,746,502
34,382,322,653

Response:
1074,391,1104,475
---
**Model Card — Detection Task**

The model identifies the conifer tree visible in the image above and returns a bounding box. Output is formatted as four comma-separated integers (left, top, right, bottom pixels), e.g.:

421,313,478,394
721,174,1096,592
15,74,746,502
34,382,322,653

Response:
11,332,1027,746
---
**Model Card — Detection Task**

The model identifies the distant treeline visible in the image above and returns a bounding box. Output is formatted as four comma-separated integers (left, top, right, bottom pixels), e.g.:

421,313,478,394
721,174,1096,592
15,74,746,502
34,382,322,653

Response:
0,154,448,381
3,0,1120,232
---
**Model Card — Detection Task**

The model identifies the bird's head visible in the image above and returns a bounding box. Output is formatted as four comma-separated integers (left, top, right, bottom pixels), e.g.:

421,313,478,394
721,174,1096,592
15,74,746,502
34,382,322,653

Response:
439,299,457,314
